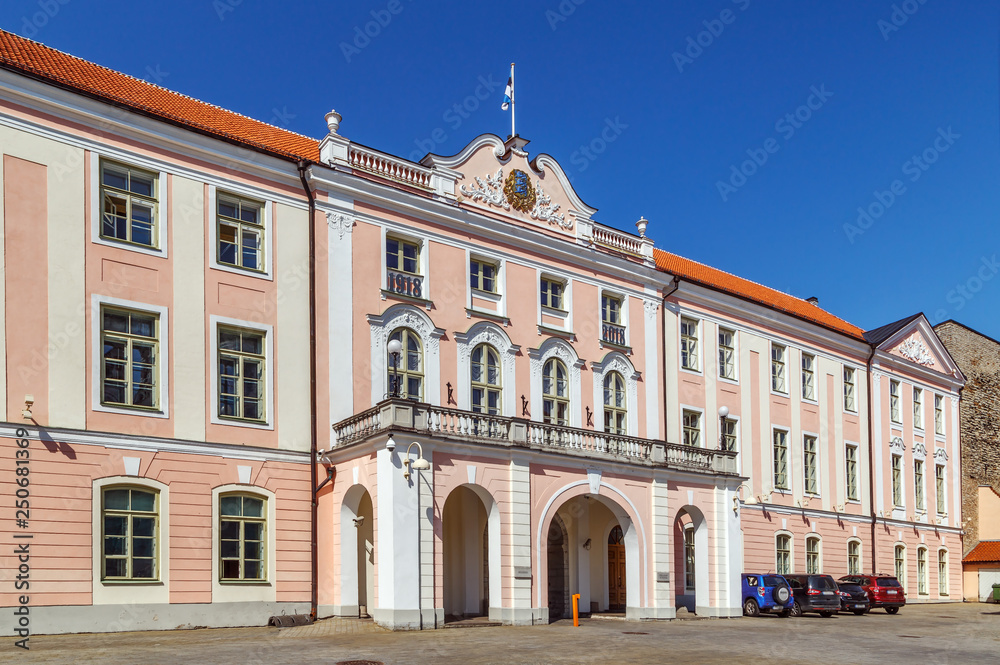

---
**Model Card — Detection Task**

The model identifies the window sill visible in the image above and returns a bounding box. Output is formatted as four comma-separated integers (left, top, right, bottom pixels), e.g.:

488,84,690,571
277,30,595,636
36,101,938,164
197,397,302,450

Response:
94,403,169,419
466,308,510,326
219,580,272,585
381,289,433,309
101,580,164,585
212,414,274,431
541,305,569,319
94,234,166,259
210,261,273,281
472,288,502,302
679,366,702,376
537,324,574,341
599,339,632,354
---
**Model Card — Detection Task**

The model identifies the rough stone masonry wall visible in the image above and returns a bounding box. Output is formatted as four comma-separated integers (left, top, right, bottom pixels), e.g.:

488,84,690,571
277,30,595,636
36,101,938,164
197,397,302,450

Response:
934,321,1000,555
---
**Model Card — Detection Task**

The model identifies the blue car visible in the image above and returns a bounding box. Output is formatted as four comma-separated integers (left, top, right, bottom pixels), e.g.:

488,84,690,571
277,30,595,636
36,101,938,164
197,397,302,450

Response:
741,573,794,617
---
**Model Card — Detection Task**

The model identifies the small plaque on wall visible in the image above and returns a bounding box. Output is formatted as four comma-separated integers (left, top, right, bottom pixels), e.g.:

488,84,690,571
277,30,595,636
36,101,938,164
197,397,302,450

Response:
514,566,532,579
656,572,670,583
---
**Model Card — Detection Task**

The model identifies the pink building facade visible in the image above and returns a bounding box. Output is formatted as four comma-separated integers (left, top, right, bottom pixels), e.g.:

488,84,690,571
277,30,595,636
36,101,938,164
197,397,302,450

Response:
0,31,965,635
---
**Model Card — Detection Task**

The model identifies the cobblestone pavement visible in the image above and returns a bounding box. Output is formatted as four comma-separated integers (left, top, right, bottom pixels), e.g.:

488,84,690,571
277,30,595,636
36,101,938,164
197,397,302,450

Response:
3,603,999,664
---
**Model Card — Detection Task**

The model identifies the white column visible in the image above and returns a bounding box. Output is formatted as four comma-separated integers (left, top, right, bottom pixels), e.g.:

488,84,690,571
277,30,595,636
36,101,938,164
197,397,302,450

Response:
373,446,423,629
507,455,537,624
650,475,674,618
643,298,661,439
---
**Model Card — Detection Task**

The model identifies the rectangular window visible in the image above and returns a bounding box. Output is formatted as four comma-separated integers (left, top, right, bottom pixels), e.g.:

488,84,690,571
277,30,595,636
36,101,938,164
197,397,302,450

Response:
771,344,787,393
386,236,420,275
773,430,789,490
917,548,927,595
682,410,701,447
218,327,266,422
914,460,924,511
680,317,699,371
470,258,497,293
936,465,946,514
803,435,818,495
718,327,735,380
721,417,738,452
776,534,791,575
844,367,856,412
601,294,626,346
102,487,157,580
101,161,158,247
540,277,564,310
101,307,159,410
938,550,948,595
892,455,903,507
845,444,859,501
895,545,906,585
934,395,944,435
890,380,901,423
684,527,695,592
848,541,860,575
801,353,815,400
217,194,263,271
806,537,820,574
913,387,923,429
220,494,266,581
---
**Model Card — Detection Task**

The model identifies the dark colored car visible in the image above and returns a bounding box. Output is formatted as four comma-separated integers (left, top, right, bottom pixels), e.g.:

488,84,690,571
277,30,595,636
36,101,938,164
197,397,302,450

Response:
783,574,841,617
836,581,871,615
839,575,906,614
741,573,795,617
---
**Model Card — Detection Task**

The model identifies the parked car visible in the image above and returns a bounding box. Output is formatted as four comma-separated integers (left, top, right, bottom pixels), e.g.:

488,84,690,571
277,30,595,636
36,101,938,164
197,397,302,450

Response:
783,574,842,617
836,581,871,615
741,573,795,617
838,575,906,614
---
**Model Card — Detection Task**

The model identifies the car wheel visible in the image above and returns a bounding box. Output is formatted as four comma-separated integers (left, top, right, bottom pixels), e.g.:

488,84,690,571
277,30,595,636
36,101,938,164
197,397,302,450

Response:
778,609,791,618
743,597,760,617
819,611,833,618
886,607,899,615
790,601,802,618
852,609,866,616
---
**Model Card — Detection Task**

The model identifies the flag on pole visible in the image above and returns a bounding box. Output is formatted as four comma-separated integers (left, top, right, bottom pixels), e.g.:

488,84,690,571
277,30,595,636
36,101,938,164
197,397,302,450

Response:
501,75,512,110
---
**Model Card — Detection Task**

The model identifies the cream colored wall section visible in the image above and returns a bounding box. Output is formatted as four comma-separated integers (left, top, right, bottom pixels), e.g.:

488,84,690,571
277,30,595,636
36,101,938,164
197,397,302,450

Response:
0,125,87,428
172,176,207,441
275,202,311,452
978,486,1000,540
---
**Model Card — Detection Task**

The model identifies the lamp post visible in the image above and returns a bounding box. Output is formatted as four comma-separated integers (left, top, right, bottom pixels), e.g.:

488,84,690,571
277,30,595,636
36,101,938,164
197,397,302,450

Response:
387,338,402,398
718,405,730,451
403,441,430,481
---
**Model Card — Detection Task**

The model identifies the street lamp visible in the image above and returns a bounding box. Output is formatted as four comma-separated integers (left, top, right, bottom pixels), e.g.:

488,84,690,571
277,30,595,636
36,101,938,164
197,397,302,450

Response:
403,441,430,481
387,338,402,398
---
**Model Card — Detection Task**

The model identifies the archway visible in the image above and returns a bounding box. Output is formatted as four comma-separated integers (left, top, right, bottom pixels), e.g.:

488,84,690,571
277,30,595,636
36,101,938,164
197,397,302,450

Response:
547,514,569,619
608,525,626,612
673,506,709,613
340,485,375,617
442,484,500,621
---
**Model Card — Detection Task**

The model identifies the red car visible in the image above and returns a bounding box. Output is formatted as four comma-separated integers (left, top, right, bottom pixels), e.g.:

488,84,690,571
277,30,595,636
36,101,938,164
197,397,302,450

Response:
838,575,906,614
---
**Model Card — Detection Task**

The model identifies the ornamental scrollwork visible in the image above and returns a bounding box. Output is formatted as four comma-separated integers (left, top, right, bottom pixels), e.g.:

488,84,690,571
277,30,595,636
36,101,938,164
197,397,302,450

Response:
528,182,569,229
460,169,508,209
888,436,906,453
326,211,354,239
897,336,935,366
460,168,571,229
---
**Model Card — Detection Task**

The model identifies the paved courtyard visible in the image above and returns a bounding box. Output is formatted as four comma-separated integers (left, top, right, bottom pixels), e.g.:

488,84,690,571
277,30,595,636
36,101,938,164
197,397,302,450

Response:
3,603,998,664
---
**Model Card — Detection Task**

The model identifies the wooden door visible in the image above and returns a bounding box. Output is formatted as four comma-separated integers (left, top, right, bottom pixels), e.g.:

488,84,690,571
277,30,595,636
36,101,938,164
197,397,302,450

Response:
608,526,626,611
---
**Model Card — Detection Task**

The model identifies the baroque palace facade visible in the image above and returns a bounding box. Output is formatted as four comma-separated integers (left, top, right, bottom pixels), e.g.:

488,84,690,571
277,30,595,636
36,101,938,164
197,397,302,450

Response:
0,30,966,634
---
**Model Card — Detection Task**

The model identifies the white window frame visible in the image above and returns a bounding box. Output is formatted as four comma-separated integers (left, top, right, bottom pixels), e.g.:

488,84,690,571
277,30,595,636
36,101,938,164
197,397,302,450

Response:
591,352,640,436
845,442,860,502
935,463,947,515
466,249,506,318
718,326,737,382
847,538,862,575
528,337,583,427
803,433,820,496
914,458,925,513
721,415,739,453
843,366,857,413
212,484,276,603
210,315,275,430
381,226,429,303
773,427,790,490
90,295,170,419
890,379,901,424
916,546,928,596
938,548,949,596
913,387,924,431
894,543,907,587
90,152,168,258
683,525,696,593
934,394,944,437
681,407,703,447
455,321,518,416
801,352,816,402
680,316,701,373
599,288,629,348
536,270,572,332
891,453,904,508
208,185,274,280
775,532,793,575
805,535,822,574
368,304,444,408
771,343,787,395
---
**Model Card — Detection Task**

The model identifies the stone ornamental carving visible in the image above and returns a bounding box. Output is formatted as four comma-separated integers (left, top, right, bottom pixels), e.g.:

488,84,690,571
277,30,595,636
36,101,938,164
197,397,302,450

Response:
912,442,927,458
643,300,659,317
325,211,354,239
461,168,570,229
897,336,935,366
888,436,905,453
934,447,948,462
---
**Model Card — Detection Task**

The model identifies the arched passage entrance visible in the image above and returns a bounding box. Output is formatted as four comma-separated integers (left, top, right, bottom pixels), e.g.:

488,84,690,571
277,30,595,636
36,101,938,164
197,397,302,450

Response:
673,506,709,613
441,484,501,621
340,485,375,617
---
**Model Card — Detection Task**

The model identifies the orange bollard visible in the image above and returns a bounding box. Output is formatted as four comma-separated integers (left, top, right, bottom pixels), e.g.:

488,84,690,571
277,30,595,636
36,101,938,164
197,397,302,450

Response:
572,593,581,626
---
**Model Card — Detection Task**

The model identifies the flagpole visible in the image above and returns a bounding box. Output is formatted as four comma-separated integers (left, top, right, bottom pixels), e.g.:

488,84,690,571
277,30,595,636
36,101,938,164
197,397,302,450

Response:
510,62,515,138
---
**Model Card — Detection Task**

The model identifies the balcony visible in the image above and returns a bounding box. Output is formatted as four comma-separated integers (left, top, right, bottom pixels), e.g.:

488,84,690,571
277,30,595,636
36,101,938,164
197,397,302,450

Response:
332,399,739,476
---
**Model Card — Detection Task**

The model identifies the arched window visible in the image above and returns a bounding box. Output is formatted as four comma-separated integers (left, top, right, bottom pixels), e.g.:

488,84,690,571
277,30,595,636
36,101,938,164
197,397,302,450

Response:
603,371,626,435
219,493,267,581
542,358,569,425
776,534,791,574
894,544,906,586
938,549,948,596
847,540,861,575
683,526,695,592
806,536,821,574
388,328,423,400
917,547,928,595
471,343,501,415
102,486,158,580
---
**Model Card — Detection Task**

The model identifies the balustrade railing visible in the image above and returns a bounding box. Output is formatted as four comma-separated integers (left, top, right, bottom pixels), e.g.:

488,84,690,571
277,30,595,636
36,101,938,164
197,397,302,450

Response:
592,224,644,256
349,146,433,190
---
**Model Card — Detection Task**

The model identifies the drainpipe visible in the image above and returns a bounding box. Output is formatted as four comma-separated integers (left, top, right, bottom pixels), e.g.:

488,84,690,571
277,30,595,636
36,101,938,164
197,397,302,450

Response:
865,343,877,573
297,160,320,620
661,277,681,442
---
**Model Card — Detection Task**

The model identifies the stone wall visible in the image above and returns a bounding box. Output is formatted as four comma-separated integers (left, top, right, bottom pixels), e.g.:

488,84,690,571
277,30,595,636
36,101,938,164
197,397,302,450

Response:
934,321,1000,555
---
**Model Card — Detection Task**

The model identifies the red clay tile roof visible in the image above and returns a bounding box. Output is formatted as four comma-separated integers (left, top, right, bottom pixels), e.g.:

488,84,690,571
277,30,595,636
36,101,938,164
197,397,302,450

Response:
0,30,319,162
964,541,1000,564
654,249,866,341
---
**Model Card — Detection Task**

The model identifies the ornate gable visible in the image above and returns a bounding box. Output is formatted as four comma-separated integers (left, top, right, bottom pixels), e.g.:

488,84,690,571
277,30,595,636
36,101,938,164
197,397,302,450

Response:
873,314,963,380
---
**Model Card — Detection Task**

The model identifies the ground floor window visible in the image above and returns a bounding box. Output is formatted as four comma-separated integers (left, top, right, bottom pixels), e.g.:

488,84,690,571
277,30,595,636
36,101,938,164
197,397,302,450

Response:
938,550,948,595
776,534,791,574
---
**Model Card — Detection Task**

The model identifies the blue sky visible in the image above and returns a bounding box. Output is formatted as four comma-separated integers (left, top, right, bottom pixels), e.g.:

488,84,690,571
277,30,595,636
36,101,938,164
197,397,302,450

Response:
3,0,998,337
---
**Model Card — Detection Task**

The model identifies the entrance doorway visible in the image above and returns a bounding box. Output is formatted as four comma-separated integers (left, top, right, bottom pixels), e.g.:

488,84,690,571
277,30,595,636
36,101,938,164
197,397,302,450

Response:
608,525,626,612
547,515,569,620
